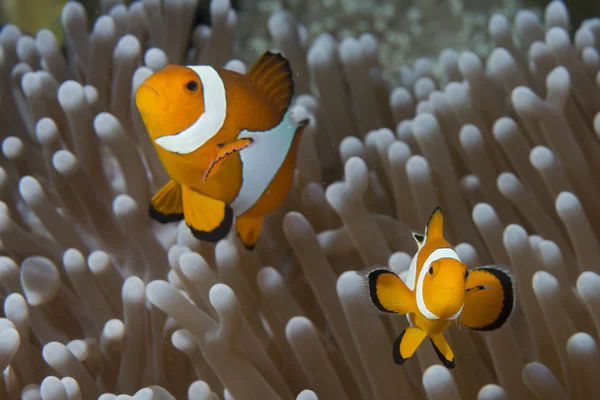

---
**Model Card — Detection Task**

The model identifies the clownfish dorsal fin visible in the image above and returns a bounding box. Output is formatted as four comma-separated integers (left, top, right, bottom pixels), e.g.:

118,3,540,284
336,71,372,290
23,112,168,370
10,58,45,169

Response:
424,206,444,242
412,232,425,249
246,51,294,115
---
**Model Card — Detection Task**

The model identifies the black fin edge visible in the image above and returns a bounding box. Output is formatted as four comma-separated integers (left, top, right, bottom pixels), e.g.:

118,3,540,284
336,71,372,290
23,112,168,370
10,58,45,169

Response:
392,329,409,365
365,268,399,314
187,204,234,243
430,338,456,369
467,266,516,332
148,204,184,224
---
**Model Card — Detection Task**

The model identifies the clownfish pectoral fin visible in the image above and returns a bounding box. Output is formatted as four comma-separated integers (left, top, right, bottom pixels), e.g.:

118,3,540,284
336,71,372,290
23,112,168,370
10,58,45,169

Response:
424,206,444,240
148,180,184,224
181,186,233,242
358,267,416,314
393,327,428,365
203,138,253,181
430,333,456,369
460,266,516,331
235,214,263,251
246,51,294,115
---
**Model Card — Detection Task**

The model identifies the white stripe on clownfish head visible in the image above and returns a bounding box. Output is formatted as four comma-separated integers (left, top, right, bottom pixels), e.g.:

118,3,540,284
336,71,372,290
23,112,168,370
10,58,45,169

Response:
154,66,227,154
415,247,463,320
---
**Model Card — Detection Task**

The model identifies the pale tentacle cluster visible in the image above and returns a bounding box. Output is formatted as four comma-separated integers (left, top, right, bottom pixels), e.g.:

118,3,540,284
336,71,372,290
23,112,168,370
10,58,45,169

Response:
0,0,599,399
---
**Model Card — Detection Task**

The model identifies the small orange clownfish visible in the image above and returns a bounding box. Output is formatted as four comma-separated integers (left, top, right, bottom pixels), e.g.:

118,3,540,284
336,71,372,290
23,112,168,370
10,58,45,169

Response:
359,207,516,368
135,51,308,249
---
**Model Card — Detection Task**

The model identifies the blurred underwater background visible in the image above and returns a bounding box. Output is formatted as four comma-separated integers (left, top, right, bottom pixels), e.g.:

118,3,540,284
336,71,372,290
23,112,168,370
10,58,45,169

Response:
0,0,599,399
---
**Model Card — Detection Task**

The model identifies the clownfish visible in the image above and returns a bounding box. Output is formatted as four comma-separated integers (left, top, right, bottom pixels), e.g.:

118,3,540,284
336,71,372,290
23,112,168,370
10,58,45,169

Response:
135,51,308,249
359,207,515,368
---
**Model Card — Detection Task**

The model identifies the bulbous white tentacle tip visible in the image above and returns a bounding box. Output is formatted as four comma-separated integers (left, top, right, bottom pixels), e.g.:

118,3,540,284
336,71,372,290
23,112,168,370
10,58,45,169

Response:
113,194,138,218
338,36,362,64
208,283,236,311
532,270,560,299
144,47,168,72
58,81,87,111
545,26,571,51
223,59,246,74
36,117,59,145
576,271,600,298
94,112,121,141
344,156,368,189
555,191,581,219
18,175,45,207
529,145,555,170
122,275,145,300
102,318,125,340
188,380,213,399
497,172,521,197
91,15,116,38
62,248,85,269
488,13,510,36
546,66,570,91
492,117,518,140
296,390,319,400
210,0,232,17
133,66,154,90
458,51,482,77
21,71,42,96
285,315,313,339
20,256,61,306
545,1,570,30
40,376,67,399
567,332,598,357
115,34,142,58
511,86,542,115
256,267,282,293
423,364,455,389
61,0,87,22
503,223,529,250
2,136,24,160
593,112,600,137
478,384,507,400
444,81,470,107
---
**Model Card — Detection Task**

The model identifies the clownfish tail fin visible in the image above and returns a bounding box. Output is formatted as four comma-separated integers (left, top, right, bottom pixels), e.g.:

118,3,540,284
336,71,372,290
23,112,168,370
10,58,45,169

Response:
430,333,456,369
149,180,184,224
181,186,233,243
357,267,415,314
247,51,294,114
393,328,428,365
235,214,263,251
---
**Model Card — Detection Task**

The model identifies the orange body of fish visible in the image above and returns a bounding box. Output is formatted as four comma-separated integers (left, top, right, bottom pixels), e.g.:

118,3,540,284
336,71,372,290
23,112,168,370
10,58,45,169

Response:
360,207,516,368
135,52,308,249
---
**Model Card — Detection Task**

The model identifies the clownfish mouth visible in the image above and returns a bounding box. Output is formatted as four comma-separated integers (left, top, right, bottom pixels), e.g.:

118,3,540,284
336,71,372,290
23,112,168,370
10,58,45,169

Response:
136,83,161,115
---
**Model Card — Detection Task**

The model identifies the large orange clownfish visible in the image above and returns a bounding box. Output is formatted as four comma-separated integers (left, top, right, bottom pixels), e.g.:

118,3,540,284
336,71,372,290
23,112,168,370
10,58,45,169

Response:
135,51,308,249
359,207,516,368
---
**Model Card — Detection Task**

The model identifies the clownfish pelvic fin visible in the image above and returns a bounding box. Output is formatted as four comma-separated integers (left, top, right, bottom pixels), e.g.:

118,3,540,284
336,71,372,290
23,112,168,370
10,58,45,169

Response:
181,186,233,242
429,332,456,368
148,180,184,223
392,327,427,365
235,214,263,251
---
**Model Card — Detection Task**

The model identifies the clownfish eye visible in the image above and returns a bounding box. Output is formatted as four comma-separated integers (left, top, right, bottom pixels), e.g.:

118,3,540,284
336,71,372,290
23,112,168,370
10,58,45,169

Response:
428,266,434,275
185,80,199,93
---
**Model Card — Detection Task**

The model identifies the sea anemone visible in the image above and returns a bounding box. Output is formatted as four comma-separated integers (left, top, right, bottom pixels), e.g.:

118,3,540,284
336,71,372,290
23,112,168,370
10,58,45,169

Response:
0,0,599,399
